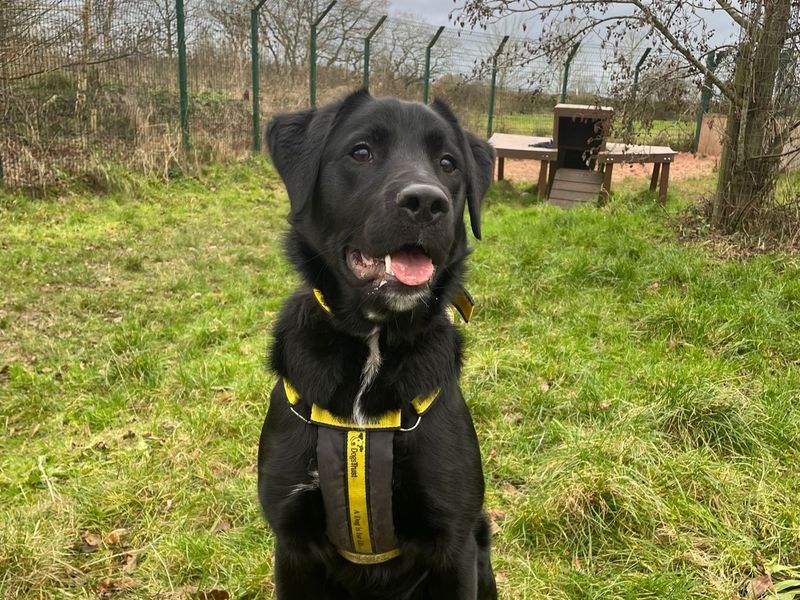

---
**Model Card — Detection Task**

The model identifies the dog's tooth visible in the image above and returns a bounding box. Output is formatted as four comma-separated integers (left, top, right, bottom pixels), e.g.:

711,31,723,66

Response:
384,254,393,275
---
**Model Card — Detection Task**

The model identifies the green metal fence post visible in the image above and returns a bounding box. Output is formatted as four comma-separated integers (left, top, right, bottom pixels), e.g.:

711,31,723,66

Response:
486,35,510,138
251,0,268,152
422,26,445,104
560,43,580,103
631,47,652,103
310,0,336,108
363,15,387,90
692,51,717,153
175,0,189,149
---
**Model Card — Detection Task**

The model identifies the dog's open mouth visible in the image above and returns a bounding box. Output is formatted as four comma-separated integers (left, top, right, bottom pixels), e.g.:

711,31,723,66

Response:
346,246,434,287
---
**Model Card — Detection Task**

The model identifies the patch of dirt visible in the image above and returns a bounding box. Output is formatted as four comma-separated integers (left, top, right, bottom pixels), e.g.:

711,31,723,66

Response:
496,152,717,184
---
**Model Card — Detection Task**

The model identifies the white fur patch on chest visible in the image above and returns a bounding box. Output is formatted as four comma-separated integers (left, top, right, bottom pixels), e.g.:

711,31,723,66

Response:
352,326,382,425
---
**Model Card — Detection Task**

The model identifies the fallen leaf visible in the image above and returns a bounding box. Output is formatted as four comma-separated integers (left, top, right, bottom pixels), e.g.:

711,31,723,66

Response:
488,518,502,536
122,430,136,440
486,508,506,522
572,556,583,571
96,576,139,597
191,292,202,300
537,378,550,392
215,391,233,403
598,400,611,410
107,528,128,546
213,518,233,533
654,524,675,544
745,574,774,599
83,531,102,548
648,281,661,291
121,552,137,573
500,482,520,497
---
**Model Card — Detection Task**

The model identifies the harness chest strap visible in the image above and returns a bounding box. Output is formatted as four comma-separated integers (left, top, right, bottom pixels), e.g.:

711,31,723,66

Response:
312,286,474,323
282,379,439,565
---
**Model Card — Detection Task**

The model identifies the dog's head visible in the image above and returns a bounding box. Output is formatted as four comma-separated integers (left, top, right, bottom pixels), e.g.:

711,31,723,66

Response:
267,90,494,325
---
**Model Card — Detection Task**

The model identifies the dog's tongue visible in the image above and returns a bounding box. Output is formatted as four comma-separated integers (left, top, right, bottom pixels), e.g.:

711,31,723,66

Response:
391,249,434,286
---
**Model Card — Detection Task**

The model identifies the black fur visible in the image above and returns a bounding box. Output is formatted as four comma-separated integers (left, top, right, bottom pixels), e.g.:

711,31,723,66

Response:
258,90,497,600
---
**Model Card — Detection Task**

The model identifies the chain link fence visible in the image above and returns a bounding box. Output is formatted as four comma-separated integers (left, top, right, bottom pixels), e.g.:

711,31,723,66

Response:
1,0,707,190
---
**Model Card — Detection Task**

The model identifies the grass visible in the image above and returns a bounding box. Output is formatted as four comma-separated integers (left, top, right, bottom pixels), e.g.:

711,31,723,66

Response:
2,159,800,599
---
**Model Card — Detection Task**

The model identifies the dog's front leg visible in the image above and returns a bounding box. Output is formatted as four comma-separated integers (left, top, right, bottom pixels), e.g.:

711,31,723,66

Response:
423,541,479,600
273,544,338,600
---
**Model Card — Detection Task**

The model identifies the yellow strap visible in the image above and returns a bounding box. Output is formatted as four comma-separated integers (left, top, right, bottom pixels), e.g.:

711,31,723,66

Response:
313,286,474,324
313,288,332,313
345,431,372,554
283,379,301,406
311,404,401,430
337,547,401,565
284,379,437,423
451,289,474,323
411,388,440,415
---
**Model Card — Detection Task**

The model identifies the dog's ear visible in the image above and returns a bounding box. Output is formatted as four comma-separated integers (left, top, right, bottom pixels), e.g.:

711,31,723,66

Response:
463,131,495,240
266,89,372,217
430,99,495,240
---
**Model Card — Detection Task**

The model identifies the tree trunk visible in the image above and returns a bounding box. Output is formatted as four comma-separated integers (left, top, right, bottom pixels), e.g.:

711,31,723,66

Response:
713,0,792,233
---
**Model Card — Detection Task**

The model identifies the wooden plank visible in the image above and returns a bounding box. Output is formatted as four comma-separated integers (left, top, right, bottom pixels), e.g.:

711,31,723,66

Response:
489,133,558,161
600,142,677,163
649,163,661,190
549,186,598,201
553,168,604,184
494,148,558,160
537,160,548,198
551,180,603,194
601,163,614,203
658,161,670,205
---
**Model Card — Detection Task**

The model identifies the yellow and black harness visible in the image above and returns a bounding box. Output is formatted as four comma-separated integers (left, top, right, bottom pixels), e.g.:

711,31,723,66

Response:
280,287,473,565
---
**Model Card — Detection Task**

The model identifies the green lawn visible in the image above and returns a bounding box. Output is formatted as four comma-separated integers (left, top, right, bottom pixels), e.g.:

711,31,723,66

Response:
2,160,800,599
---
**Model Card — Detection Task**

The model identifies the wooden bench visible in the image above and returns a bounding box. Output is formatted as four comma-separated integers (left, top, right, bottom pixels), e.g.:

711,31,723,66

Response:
488,133,677,205
488,133,557,197
599,143,678,205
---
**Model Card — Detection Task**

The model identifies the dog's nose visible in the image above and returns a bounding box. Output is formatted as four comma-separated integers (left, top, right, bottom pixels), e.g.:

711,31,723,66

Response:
396,184,450,225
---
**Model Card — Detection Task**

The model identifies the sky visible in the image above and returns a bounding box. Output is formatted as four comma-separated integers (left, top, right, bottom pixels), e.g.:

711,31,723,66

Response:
388,0,457,26
389,0,739,43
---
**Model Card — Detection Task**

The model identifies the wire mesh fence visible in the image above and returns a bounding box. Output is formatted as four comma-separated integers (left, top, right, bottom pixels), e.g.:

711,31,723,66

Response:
1,0,714,189
0,1,191,188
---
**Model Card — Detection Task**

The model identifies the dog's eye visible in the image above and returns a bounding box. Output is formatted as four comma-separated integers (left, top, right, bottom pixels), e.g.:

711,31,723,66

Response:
440,156,456,173
350,144,372,162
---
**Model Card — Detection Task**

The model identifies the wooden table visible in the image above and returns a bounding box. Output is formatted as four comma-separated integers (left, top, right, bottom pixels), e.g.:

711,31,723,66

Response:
599,142,678,205
488,133,677,204
488,133,557,197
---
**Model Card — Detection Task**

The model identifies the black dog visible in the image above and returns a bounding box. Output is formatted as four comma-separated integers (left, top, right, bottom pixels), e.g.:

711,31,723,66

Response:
258,89,497,600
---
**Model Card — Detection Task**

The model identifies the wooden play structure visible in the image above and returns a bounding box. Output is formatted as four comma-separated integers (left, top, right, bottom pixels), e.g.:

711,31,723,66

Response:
489,103,677,207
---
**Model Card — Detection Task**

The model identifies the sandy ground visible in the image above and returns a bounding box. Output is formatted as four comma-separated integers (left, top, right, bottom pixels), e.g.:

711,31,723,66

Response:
496,152,718,185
